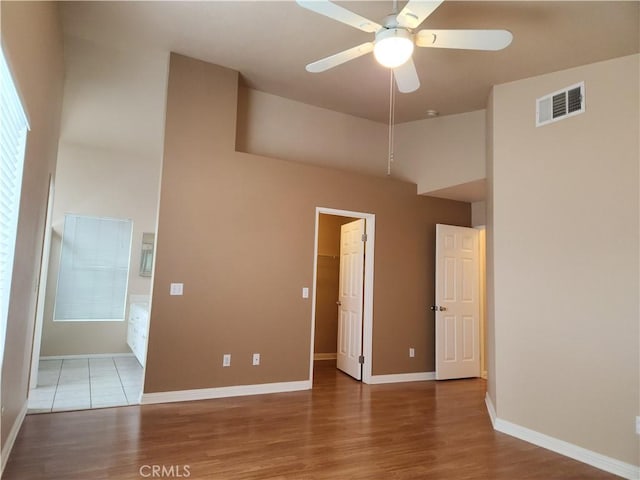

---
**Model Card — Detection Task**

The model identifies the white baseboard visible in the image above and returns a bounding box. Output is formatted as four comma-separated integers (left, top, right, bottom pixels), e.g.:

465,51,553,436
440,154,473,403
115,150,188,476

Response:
1,400,28,475
40,353,134,360
366,371,435,384
485,396,639,480
485,392,496,427
314,353,337,361
141,380,311,405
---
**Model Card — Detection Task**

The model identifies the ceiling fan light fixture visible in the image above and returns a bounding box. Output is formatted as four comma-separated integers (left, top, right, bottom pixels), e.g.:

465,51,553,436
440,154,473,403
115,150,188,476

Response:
374,28,414,69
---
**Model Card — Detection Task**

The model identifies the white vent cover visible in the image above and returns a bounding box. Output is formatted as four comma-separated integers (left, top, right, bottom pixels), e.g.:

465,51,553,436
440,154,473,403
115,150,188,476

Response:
536,82,585,127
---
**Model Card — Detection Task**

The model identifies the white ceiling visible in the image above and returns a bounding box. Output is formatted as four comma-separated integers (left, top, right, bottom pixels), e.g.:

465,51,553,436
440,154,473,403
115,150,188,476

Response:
60,1,639,124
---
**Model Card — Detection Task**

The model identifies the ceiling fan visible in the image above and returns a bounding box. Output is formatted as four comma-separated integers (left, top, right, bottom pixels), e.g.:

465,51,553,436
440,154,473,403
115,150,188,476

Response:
296,0,513,93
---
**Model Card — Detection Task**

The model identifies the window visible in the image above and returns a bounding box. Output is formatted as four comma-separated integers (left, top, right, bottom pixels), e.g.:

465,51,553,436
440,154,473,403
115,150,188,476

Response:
0,48,29,360
54,215,133,321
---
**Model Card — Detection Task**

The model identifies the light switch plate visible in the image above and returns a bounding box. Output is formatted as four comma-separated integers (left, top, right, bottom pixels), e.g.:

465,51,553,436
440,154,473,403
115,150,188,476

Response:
252,353,260,366
170,283,183,295
223,354,231,367
302,287,309,298
409,348,415,358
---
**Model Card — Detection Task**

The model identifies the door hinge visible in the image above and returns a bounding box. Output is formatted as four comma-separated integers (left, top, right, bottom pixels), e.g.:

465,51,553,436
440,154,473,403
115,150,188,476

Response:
358,355,365,364
361,233,367,242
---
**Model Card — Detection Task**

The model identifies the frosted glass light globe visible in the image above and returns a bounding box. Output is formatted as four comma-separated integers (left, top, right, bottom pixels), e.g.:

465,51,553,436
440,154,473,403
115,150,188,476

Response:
374,28,414,68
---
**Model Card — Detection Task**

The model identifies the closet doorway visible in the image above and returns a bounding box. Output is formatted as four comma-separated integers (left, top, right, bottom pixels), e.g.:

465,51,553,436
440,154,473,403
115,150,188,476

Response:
310,208,375,384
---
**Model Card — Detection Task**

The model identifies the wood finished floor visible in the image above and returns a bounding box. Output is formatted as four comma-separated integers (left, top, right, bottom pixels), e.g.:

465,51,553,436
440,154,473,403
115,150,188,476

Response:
5,361,618,480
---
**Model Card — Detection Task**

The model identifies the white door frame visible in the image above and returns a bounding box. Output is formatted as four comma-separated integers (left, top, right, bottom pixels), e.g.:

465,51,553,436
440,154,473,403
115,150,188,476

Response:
309,207,375,384
474,225,487,379
29,176,55,389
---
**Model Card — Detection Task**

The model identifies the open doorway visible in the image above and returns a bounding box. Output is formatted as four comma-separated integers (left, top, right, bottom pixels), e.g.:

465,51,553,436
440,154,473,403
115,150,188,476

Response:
26,212,153,413
25,15,165,414
310,208,375,384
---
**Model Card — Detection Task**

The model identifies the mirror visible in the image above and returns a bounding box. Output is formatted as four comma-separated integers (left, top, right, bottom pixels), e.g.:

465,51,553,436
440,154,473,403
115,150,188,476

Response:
139,232,155,277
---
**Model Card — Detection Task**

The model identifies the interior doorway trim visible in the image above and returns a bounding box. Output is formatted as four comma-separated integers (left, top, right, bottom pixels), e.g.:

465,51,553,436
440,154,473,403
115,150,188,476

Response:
309,207,375,384
29,176,55,390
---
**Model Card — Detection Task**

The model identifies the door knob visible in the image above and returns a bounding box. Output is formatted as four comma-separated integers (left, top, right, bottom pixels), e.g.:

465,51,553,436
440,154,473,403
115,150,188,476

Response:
430,305,447,311
336,301,342,306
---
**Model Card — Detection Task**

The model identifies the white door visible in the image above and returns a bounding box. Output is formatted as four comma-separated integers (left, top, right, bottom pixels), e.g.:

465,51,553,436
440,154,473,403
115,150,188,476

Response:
434,224,480,380
337,219,365,380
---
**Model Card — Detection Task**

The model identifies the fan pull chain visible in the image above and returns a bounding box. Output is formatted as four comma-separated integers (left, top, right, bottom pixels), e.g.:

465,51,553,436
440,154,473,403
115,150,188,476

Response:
387,69,396,176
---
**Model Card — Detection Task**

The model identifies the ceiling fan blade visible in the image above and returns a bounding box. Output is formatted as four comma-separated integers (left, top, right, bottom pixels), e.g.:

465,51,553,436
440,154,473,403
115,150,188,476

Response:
296,0,381,33
306,42,374,73
393,58,420,93
396,1,444,29
416,29,513,51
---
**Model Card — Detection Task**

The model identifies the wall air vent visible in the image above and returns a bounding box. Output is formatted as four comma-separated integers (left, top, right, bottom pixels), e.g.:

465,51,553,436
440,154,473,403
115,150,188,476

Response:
536,82,585,127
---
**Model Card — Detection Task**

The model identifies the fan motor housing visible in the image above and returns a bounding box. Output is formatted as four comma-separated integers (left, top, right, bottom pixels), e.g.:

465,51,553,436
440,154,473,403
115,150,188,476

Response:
375,27,413,45
381,13,401,29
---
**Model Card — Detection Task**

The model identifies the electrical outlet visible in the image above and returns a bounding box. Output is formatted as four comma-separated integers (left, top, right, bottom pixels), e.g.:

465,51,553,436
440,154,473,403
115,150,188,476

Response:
409,347,415,358
636,416,640,435
170,283,183,295
223,354,231,367
252,353,260,366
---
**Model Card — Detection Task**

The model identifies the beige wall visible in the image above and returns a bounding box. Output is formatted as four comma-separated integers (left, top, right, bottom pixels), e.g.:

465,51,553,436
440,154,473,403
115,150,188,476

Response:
0,0,64,453
394,110,486,196
314,215,356,355
58,34,169,160
471,201,486,227
489,54,639,465
144,54,470,393
317,215,356,257
235,87,487,198
40,142,161,356
236,87,388,177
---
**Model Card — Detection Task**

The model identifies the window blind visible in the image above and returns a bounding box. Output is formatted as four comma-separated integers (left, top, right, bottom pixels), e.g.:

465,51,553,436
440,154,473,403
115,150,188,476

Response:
0,48,29,359
54,215,133,321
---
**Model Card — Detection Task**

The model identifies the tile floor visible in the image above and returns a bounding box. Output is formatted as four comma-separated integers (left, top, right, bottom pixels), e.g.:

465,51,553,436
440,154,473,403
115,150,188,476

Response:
27,356,143,414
